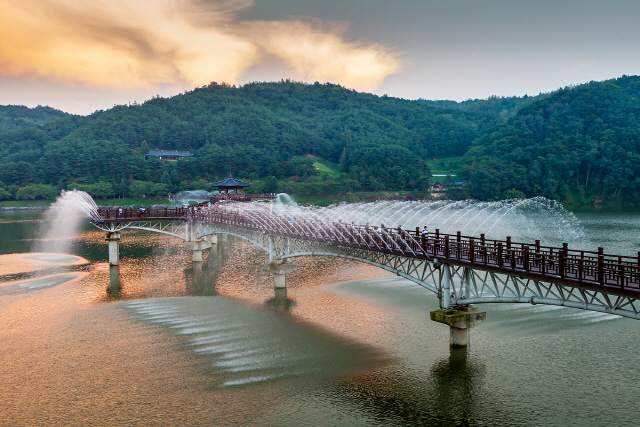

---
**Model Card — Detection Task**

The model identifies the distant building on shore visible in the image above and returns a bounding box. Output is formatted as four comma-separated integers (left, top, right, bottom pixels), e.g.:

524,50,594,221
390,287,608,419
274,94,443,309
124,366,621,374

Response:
430,180,467,198
146,150,192,161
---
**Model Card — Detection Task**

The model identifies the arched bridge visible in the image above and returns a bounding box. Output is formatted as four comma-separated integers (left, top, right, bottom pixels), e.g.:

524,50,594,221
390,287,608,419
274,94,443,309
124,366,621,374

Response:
92,206,640,324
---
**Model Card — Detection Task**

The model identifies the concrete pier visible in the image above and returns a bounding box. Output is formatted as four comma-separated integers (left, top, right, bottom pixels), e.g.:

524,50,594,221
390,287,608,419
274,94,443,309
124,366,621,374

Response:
183,240,213,262
431,306,486,347
105,232,121,288
105,232,121,266
262,261,298,288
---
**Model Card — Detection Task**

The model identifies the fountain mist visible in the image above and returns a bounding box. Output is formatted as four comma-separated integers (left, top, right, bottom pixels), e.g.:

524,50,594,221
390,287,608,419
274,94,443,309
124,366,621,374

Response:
244,196,587,250
35,190,100,254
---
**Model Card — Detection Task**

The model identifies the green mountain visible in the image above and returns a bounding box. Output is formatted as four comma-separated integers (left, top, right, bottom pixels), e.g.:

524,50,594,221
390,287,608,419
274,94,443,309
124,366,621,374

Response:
418,93,547,121
0,81,498,198
0,105,69,133
3,76,639,205
462,75,640,204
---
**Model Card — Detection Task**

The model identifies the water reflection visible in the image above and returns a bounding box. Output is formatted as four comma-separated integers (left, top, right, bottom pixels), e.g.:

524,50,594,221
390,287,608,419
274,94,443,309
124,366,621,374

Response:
429,348,485,424
264,287,297,312
185,234,232,296
334,348,515,427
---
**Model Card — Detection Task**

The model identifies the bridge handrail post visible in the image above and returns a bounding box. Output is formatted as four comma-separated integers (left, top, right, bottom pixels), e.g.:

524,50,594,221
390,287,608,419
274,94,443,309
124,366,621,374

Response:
578,257,584,281
535,240,541,253
506,236,511,250
560,243,568,278
444,235,450,259
469,238,475,263
523,245,530,271
598,248,604,284
497,242,503,267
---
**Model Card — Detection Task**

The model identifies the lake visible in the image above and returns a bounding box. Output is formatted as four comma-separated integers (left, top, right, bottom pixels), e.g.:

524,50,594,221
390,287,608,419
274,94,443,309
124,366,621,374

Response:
0,206,639,426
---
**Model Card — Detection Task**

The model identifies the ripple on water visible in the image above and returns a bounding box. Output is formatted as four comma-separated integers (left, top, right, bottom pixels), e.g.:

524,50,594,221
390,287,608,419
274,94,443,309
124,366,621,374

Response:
124,297,389,388
10,272,87,290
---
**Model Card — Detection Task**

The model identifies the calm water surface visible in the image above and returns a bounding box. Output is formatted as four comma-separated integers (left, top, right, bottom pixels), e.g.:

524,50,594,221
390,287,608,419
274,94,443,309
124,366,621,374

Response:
0,209,639,426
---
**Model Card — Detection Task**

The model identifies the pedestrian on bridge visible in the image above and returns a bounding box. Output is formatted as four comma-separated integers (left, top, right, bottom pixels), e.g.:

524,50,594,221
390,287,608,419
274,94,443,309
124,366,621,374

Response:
422,226,429,239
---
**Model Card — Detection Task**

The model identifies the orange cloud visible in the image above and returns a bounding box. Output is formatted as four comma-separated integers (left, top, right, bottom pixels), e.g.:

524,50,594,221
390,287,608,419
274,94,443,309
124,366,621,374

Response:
0,0,400,91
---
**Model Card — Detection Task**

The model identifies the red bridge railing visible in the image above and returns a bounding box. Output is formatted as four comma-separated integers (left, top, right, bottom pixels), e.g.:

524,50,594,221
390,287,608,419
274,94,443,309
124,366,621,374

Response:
93,207,640,298
97,207,190,221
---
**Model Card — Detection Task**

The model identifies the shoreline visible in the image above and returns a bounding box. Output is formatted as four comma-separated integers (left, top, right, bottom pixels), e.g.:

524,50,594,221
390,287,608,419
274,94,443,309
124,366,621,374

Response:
0,206,49,211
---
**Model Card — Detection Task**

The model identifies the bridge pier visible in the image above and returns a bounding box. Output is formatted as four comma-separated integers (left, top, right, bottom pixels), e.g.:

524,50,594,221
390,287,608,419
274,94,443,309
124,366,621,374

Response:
105,231,121,288
431,306,486,347
262,260,298,288
183,240,213,262
105,231,121,265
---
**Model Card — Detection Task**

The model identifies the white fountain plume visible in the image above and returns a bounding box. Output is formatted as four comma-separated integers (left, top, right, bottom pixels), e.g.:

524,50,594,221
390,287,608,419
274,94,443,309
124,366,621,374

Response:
246,196,587,249
35,190,101,254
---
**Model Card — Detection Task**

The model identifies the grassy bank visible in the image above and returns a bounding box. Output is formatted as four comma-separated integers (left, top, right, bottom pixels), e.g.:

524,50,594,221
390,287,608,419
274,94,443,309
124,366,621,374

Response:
427,156,464,178
0,197,172,208
0,200,53,208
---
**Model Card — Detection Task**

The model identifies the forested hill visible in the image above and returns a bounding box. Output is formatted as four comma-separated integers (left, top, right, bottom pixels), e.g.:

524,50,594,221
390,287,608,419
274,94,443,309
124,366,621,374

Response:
0,105,69,133
418,94,546,121
0,81,498,196
463,75,640,203
3,77,639,204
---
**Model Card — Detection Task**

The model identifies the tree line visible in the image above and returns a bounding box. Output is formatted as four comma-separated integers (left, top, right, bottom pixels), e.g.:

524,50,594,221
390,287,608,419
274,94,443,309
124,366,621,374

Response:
3,76,640,205
0,81,496,200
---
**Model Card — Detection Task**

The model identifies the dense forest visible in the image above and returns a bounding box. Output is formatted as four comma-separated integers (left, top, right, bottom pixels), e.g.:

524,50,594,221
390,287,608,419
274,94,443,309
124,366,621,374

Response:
462,76,640,204
1,76,640,205
0,81,497,200
0,105,68,133
418,94,546,122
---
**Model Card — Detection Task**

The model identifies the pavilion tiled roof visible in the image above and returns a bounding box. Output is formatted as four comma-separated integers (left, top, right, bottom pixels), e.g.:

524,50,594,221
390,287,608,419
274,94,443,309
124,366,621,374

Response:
209,175,252,187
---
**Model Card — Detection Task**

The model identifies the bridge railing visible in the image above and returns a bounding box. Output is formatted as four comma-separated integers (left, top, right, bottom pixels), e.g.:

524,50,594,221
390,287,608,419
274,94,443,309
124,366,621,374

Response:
414,229,640,291
96,208,189,222
93,205,640,294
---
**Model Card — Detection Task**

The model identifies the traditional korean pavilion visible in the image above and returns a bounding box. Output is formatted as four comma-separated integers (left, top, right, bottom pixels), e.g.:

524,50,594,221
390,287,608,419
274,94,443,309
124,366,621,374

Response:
209,175,251,195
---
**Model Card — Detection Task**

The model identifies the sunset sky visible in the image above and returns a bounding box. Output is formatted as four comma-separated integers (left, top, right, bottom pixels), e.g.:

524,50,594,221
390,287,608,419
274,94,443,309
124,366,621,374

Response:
1,0,638,114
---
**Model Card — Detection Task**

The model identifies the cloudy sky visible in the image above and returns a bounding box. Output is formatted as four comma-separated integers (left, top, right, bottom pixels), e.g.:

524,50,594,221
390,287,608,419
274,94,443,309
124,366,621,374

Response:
1,0,638,114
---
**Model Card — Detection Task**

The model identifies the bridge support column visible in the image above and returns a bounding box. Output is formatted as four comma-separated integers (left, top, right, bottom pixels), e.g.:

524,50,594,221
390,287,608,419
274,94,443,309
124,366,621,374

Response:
431,306,486,348
183,240,212,263
441,263,452,308
205,234,218,244
105,232,121,288
105,232,121,266
262,260,297,288
268,236,274,262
